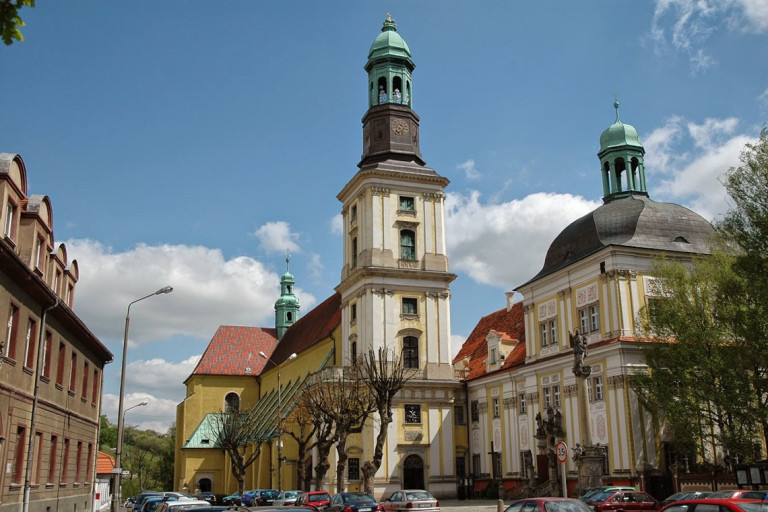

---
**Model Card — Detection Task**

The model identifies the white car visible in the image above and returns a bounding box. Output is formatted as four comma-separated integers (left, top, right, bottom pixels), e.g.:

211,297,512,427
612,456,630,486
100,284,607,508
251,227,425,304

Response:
273,490,302,506
155,500,211,512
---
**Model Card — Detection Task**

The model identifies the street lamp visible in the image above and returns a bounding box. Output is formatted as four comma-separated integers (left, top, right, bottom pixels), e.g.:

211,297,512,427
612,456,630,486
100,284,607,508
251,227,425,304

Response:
112,286,173,512
259,351,297,491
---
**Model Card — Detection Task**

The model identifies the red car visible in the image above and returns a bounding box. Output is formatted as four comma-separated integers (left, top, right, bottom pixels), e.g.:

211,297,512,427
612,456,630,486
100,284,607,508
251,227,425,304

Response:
585,490,659,512
296,491,332,511
506,497,595,512
660,498,768,512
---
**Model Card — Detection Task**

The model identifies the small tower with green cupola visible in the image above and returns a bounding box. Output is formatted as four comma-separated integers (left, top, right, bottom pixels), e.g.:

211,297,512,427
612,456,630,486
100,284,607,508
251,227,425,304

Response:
598,100,647,202
274,253,300,340
359,13,425,167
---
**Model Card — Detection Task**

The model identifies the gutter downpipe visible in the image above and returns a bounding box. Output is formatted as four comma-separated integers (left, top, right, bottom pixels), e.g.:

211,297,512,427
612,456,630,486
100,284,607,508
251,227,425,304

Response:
23,299,60,512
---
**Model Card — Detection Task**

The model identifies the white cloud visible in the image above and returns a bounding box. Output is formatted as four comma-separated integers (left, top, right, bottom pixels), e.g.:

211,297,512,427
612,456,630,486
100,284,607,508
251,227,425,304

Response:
251,221,300,253
650,0,768,73
102,391,181,434
643,116,755,221
451,334,467,359
445,191,600,290
64,240,316,348
457,159,481,180
330,213,343,236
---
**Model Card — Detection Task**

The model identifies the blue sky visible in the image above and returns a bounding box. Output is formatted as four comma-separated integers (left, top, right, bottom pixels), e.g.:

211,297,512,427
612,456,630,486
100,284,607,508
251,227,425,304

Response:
3,1,767,432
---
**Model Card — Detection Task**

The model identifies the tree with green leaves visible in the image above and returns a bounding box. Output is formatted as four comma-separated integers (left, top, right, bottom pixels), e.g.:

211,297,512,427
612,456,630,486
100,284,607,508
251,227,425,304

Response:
1,0,35,45
633,128,768,465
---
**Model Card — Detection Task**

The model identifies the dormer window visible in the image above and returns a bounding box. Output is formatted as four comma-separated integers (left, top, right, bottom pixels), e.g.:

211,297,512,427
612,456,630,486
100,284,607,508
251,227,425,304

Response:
4,201,17,241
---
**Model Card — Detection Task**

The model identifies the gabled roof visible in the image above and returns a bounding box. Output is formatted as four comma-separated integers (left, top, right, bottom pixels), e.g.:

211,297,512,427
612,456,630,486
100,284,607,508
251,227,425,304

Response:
270,293,341,365
97,451,115,475
187,325,278,381
453,300,526,381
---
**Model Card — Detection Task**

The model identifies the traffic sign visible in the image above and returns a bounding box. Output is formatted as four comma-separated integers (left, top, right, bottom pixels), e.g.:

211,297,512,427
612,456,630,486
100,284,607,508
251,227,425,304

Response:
556,441,568,463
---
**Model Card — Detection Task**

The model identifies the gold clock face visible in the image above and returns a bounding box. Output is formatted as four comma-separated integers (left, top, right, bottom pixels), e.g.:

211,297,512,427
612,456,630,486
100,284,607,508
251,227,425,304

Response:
391,119,409,136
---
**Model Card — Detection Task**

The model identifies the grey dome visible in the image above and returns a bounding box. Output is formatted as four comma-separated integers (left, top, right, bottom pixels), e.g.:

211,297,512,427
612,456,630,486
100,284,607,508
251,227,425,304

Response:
526,195,716,284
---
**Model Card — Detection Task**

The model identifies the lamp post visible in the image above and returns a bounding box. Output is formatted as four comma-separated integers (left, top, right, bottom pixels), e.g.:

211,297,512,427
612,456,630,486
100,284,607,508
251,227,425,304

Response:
112,286,172,512
259,351,297,491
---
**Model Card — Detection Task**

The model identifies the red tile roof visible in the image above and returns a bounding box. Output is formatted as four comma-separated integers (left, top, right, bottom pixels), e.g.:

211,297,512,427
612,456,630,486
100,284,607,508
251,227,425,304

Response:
188,325,279,379
270,293,341,365
453,300,526,381
97,451,115,474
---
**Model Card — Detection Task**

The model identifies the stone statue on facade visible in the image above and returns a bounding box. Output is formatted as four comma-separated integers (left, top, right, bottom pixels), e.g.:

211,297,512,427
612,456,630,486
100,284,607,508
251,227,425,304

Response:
570,329,591,377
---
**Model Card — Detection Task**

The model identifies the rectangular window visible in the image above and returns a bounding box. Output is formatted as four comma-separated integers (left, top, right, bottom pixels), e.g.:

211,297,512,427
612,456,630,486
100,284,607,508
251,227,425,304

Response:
543,387,551,408
75,441,83,482
493,398,500,418
489,347,497,364
472,454,481,477
539,323,548,347
454,405,465,425
62,438,70,481
399,196,415,211
91,368,99,403
351,303,357,322
35,235,46,270
34,431,43,484
553,385,561,408
69,352,78,391
347,457,360,480
580,304,600,333
351,237,358,267
82,362,89,398
492,451,502,479
5,303,20,360
402,297,417,315
42,331,53,378
591,376,604,402
400,230,416,260
404,404,421,424
49,435,58,483
24,318,37,369
86,443,94,482
56,342,66,386
549,320,558,345
403,336,418,369
350,204,357,221
54,270,62,295
519,393,527,414
5,201,16,239
14,426,26,484
471,400,479,422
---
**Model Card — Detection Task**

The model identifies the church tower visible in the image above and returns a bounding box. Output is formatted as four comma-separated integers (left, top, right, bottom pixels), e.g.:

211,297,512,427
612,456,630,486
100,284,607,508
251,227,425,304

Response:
274,253,300,339
336,15,459,495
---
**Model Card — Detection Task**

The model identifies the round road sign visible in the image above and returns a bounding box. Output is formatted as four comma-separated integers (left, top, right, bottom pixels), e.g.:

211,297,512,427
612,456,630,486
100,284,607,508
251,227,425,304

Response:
556,441,568,463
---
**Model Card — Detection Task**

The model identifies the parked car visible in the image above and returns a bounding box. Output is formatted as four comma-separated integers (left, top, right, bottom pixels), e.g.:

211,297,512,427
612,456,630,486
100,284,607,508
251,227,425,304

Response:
506,497,595,512
660,493,712,507
381,490,439,512
660,498,768,512
326,492,382,512
142,497,181,512
240,490,260,507
254,490,280,506
156,500,213,512
133,492,164,512
274,491,303,507
222,492,242,506
584,490,659,512
295,491,332,510
124,497,138,509
581,487,638,502
707,491,764,500
196,493,217,505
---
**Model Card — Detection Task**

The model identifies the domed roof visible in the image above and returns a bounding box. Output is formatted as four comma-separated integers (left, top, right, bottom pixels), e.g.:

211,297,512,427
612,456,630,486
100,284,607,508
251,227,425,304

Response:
524,195,716,284
599,101,642,153
367,14,413,66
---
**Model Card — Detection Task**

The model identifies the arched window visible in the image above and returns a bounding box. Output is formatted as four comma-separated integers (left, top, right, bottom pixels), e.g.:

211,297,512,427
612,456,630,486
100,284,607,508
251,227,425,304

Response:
403,336,418,369
224,392,240,414
286,311,293,322
400,230,415,260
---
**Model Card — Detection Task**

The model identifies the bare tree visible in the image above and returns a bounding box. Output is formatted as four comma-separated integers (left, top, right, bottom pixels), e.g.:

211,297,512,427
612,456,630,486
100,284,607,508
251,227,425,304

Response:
209,410,267,494
356,346,414,494
283,402,318,490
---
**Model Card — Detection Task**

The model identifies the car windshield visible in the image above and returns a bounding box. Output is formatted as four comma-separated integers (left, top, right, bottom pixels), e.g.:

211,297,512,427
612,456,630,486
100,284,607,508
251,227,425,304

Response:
283,492,299,498
406,491,433,501
588,492,616,503
346,494,375,503
310,494,330,502
545,501,594,512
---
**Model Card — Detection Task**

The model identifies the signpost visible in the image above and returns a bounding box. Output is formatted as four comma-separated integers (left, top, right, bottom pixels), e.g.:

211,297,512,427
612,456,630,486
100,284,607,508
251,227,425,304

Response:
556,441,568,497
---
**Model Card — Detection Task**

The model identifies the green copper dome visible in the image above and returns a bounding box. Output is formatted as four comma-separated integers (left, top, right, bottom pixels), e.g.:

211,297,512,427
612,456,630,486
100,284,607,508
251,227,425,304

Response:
599,100,642,152
367,14,414,69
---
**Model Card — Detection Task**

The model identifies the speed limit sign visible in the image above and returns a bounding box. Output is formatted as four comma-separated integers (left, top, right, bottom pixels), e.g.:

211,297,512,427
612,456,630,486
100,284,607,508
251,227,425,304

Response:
556,441,568,463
